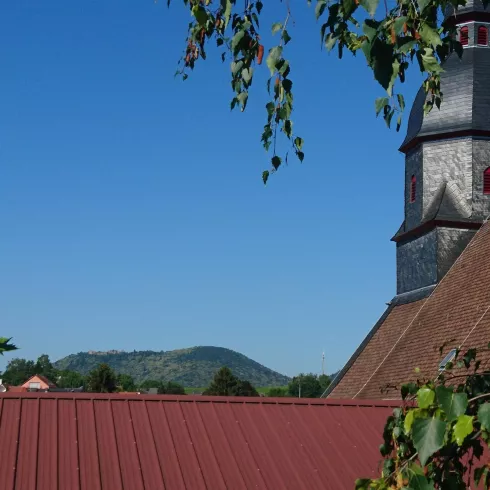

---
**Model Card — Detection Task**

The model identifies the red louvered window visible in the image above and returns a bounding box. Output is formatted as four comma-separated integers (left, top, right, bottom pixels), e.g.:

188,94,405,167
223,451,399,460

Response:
410,175,416,203
484,168,490,194
461,26,469,46
478,26,488,46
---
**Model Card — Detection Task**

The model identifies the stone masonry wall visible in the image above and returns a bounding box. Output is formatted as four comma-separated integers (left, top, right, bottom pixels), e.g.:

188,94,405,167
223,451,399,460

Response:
397,229,438,294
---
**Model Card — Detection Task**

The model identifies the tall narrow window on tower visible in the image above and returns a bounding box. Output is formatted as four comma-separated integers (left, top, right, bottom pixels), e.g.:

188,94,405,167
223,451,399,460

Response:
410,175,416,203
484,168,490,194
478,26,488,46
460,26,469,46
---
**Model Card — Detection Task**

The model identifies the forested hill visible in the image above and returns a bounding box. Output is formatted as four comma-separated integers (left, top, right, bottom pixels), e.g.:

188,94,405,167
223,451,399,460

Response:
54,346,290,387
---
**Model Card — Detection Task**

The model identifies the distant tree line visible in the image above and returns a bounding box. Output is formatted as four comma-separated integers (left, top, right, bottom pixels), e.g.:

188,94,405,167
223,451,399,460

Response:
266,373,331,398
1,355,330,398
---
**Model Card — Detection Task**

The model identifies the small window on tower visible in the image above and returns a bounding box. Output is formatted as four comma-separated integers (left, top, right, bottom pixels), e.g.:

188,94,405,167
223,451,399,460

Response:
460,26,469,46
484,168,490,194
478,26,488,46
410,175,416,203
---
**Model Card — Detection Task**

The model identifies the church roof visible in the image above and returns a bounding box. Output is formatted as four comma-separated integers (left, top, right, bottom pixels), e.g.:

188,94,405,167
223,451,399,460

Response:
0,392,397,489
328,219,490,399
400,47,490,152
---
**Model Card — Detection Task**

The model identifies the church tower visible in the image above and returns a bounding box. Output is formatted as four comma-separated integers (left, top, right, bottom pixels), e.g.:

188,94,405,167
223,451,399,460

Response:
394,0,490,297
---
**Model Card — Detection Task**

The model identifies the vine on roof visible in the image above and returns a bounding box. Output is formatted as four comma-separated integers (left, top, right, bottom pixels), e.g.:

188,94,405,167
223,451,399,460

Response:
356,344,490,490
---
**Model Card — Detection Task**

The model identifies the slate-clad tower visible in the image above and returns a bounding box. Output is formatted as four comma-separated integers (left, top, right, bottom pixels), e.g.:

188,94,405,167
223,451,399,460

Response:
394,1,490,297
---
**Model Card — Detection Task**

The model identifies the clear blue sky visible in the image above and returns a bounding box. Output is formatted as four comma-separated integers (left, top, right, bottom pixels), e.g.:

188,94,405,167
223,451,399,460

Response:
0,0,422,377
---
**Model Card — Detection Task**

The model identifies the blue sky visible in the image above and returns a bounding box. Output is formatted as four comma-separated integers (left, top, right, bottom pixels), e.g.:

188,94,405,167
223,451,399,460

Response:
0,0,422,377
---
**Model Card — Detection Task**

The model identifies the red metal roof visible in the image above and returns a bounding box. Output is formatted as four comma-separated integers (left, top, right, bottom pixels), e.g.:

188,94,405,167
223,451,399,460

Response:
0,392,397,490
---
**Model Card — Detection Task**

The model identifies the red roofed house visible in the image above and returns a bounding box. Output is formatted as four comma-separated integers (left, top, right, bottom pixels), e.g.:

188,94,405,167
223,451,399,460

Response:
21,374,56,391
327,0,490,399
0,392,396,489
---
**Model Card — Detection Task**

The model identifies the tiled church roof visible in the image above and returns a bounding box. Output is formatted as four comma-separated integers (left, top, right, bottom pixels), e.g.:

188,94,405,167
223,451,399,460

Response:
329,220,490,399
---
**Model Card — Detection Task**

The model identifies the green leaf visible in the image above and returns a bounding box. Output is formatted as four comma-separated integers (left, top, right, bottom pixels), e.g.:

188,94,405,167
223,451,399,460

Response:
478,403,490,431
408,474,436,490
282,30,292,45
192,5,208,26
271,155,282,170
375,97,389,116
272,22,283,35
294,136,304,150
419,48,444,74
359,0,379,16
237,91,248,110
417,0,431,12
417,387,435,409
394,16,408,35
325,34,338,51
397,93,405,111
231,30,245,53
453,414,473,445
266,46,283,75
221,0,232,28
412,417,446,466
435,386,468,423
0,337,17,355
419,23,443,47
231,60,243,75
262,170,269,184
242,67,253,84
405,409,416,434
296,150,305,162
315,0,327,19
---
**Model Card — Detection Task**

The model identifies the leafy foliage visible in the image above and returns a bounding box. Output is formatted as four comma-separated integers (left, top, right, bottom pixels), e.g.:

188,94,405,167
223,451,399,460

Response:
86,363,118,393
167,0,468,182
356,345,490,490
54,346,290,387
288,373,329,398
139,379,186,394
203,366,259,396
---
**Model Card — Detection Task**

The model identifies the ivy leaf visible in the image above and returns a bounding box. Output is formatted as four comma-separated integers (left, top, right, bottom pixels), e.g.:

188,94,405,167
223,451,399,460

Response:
435,386,468,423
478,403,490,431
315,0,327,19
221,0,232,28
272,22,283,35
266,46,283,75
419,23,443,47
359,0,379,16
453,414,474,445
412,417,446,466
417,387,435,409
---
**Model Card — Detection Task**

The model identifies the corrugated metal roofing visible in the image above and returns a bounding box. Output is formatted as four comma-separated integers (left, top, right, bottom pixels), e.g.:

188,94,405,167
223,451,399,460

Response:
0,392,396,490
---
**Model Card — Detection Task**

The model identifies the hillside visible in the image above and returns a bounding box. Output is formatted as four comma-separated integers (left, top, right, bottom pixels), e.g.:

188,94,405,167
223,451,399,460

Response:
54,346,290,387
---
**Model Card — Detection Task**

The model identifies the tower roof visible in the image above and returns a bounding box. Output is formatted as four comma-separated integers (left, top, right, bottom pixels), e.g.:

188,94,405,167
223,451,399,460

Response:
400,47,490,152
